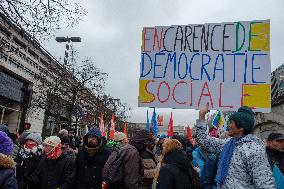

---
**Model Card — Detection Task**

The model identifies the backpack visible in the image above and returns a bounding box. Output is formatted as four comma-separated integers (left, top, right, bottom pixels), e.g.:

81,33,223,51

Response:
102,149,124,185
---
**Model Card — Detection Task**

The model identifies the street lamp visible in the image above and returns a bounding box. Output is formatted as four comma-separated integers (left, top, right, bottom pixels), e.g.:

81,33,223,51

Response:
55,36,81,66
55,37,81,43
55,36,81,130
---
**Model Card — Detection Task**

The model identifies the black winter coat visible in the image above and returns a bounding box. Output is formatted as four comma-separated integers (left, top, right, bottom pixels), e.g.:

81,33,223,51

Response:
266,147,284,175
16,155,42,189
156,149,194,189
0,155,18,189
75,145,111,189
27,153,75,189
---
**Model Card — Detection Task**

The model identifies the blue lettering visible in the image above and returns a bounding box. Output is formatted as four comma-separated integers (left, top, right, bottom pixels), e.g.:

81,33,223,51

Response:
213,54,224,82
154,52,165,78
226,53,245,82
201,54,211,81
163,52,177,79
178,53,188,79
189,53,200,80
244,53,248,83
140,53,152,78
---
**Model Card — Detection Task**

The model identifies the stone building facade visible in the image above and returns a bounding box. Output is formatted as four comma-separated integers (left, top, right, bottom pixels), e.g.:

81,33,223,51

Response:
253,64,284,140
0,12,53,133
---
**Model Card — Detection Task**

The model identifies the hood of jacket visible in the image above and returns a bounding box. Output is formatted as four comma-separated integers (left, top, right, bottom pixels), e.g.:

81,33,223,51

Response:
83,127,102,145
164,148,191,172
0,155,16,169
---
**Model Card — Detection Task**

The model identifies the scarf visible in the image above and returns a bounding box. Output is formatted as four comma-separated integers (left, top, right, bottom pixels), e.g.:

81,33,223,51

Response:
47,144,62,160
215,138,237,185
19,145,43,160
85,145,100,156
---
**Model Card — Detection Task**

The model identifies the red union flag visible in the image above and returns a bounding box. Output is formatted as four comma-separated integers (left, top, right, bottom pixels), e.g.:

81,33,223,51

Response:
167,112,173,137
110,113,116,140
157,115,163,126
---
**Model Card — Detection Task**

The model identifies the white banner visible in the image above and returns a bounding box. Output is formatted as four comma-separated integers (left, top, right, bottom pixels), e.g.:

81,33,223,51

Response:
138,20,271,112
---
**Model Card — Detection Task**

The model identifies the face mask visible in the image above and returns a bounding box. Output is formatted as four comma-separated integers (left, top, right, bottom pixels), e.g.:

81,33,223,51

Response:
25,142,38,150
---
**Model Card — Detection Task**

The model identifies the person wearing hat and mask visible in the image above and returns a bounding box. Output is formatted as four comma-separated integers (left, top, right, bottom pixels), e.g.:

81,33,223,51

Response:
114,131,127,148
25,136,75,189
0,131,18,188
106,132,128,152
75,127,111,189
16,133,43,189
196,104,276,189
266,132,284,175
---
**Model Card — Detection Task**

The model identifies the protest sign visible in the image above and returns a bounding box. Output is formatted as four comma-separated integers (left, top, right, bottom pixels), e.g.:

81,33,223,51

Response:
138,20,271,112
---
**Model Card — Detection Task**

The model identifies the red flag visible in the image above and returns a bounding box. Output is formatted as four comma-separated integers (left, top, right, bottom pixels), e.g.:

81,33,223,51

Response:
123,122,129,143
167,112,173,137
186,126,193,144
99,113,106,137
110,113,116,140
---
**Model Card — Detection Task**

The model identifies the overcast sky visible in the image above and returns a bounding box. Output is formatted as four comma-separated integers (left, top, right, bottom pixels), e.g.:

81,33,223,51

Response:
44,0,284,126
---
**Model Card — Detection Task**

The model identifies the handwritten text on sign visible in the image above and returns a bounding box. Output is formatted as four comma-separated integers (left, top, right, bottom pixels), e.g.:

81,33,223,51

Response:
138,20,271,112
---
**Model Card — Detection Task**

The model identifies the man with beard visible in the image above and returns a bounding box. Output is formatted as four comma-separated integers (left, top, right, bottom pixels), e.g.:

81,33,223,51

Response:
75,127,111,189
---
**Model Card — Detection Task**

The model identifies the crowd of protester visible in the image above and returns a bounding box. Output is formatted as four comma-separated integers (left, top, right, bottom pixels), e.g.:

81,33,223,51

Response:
0,106,283,189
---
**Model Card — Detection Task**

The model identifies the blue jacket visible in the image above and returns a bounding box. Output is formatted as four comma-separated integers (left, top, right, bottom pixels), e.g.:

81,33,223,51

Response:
192,147,207,177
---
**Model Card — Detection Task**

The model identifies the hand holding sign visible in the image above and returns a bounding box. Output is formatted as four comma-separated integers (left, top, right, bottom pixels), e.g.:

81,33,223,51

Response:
199,102,210,120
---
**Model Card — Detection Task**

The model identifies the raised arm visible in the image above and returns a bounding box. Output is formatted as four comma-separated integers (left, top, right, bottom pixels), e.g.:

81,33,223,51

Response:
195,104,228,154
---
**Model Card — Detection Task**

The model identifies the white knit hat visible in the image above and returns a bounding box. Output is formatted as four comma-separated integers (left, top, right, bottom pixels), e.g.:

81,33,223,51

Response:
43,136,61,147
113,132,126,142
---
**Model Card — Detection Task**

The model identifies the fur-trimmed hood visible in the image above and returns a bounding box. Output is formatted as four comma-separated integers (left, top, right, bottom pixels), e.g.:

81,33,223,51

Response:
0,155,16,169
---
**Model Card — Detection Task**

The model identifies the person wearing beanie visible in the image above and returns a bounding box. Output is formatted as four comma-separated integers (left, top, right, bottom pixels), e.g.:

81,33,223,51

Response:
196,104,276,189
16,133,43,189
75,127,111,189
106,132,127,151
25,135,75,189
0,131,18,188
114,131,127,144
